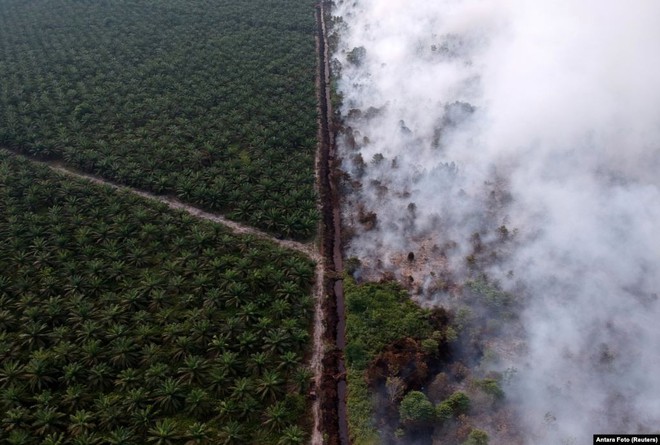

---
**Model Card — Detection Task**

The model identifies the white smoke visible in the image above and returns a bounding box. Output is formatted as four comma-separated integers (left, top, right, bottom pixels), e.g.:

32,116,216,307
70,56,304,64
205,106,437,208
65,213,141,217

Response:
333,0,660,442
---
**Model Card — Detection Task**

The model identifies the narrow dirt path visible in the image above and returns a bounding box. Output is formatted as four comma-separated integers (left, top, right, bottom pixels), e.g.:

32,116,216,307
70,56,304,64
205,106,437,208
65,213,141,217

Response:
310,3,328,442
24,159,320,262
309,260,326,445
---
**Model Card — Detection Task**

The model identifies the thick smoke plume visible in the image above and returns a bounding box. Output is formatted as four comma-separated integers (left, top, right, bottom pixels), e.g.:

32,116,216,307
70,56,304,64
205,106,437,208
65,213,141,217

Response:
333,0,660,443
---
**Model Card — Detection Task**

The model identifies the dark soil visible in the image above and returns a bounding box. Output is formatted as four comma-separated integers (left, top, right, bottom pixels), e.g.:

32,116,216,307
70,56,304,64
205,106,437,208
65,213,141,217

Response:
316,0,349,443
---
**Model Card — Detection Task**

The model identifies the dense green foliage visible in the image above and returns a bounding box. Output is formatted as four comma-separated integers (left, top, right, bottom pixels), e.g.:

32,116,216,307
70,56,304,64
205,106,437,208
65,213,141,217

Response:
0,0,318,239
435,391,470,421
462,429,489,445
344,277,434,444
344,368,379,445
474,378,504,401
344,277,433,370
0,150,315,444
398,391,435,425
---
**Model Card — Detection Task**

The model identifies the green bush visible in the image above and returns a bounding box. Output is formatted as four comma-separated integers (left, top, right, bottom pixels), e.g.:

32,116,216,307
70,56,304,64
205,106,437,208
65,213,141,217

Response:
477,378,504,400
344,277,433,369
399,391,435,425
421,338,440,355
462,428,489,445
435,402,454,421
436,391,470,420
346,368,379,445
344,278,435,443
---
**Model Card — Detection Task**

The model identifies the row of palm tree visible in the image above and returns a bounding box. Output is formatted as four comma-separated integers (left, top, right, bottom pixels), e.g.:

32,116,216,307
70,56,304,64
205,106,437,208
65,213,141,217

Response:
0,151,315,444
0,0,319,239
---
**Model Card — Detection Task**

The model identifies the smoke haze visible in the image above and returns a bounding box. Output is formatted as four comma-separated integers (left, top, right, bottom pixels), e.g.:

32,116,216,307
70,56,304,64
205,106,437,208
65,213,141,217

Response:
333,0,660,443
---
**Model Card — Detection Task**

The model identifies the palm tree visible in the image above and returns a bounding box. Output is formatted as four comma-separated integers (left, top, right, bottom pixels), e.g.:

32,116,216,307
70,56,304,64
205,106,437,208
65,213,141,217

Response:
270,300,291,320
68,409,95,437
133,321,155,344
291,367,314,394
106,427,137,445
221,317,243,338
2,407,28,433
207,334,230,358
61,384,86,411
153,378,185,415
33,389,56,407
0,385,26,411
219,421,244,445
224,283,248,309
291,328,309,349
176,355,209,385
263,401,288,432
17,321,49,351
254,317,274,336
144,362,169,389
147,419,180,445
31,405,65,436
277,425,306,445
183,422,212,445
123,403,151,433
216,351,240,378
236,394,259,421
278,351,301,374
257,370,284,402
230,377,253,403
0,308,13,332
184,388,209,418
237,331,257,353
114,368,140,391
276,281,303,303
190,318,212,348
206,368,229,397
22,354,55,391
77,319,100,342
283,258,314,283
94,394,122,430
122,387,149,414
88,363,113,391
237,302,259,324
109,337,138,368
247,352,270,375
48,325,70,344
215,398,239,421
140,343,164,367
262,328,290,354
0,360,23,388
7,429,32,445
70,431,101,445
81,339,103,366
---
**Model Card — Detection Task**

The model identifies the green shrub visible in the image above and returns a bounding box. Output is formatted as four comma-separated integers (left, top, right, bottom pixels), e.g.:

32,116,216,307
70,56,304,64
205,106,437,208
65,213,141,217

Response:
462,429,489,445
399,391,435,425
344,277,433,370
477,378,504,400
421,338,439,355
435,402,453,421
436,391,470,420
347,368,379,445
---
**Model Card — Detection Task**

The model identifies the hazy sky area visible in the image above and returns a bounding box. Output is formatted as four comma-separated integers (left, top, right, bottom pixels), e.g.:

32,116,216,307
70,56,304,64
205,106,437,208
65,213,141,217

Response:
333,0,660,443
